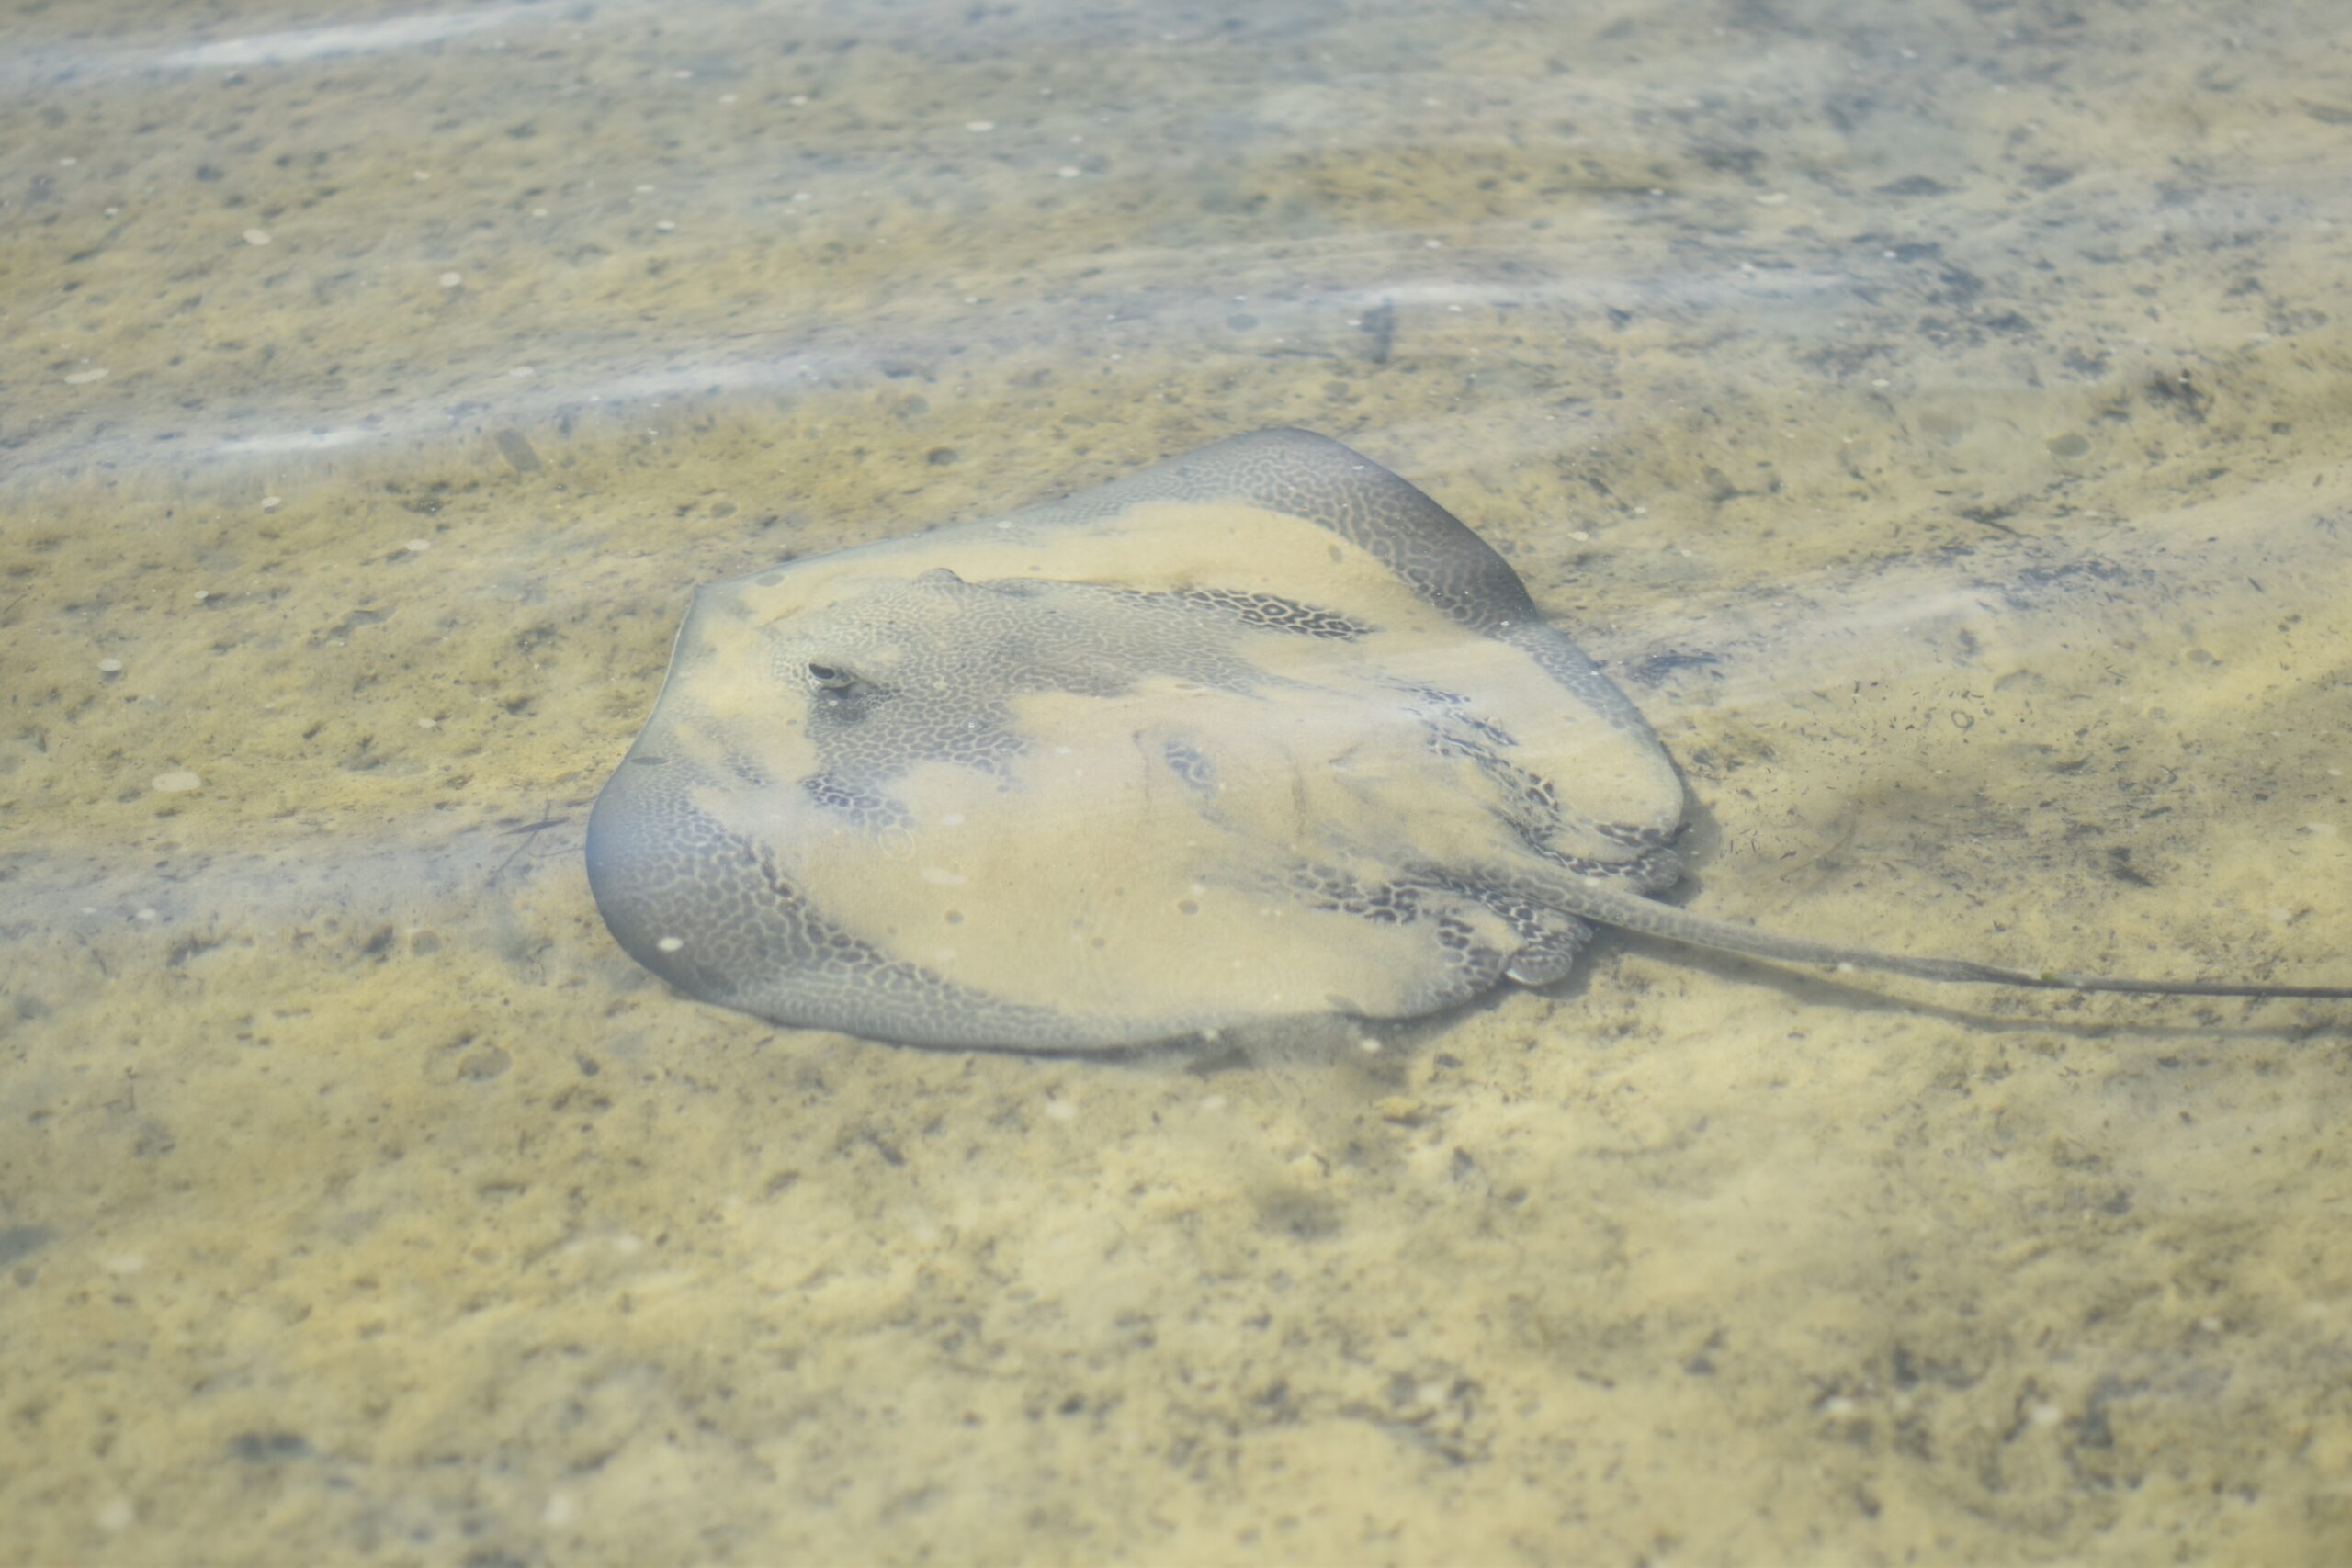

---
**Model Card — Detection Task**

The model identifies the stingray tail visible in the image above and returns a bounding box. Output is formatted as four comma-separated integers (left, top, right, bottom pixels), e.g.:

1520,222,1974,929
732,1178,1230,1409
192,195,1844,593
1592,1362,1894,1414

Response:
1534,871,2352,1000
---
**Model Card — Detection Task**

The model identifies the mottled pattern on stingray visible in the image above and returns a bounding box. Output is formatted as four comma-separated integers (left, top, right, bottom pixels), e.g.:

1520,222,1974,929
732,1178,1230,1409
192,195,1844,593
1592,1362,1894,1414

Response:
586,428,1690,1049
784,573,1309,813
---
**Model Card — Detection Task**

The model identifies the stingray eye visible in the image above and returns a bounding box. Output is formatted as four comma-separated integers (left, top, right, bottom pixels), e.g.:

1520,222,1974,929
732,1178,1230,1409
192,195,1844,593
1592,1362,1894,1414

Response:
807,661,857,691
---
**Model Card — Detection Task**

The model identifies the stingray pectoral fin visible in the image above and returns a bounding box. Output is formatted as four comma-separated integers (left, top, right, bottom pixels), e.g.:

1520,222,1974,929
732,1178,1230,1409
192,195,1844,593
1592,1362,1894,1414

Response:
1532,873,2352,1001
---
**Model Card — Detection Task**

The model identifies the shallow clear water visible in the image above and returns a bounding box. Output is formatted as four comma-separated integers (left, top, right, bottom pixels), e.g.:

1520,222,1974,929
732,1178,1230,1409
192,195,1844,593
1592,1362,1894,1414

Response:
5,0,2350,1561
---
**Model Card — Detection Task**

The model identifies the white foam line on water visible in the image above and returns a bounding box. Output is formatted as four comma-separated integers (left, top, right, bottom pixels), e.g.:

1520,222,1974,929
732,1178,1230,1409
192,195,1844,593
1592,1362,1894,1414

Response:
9,819,590,942
6,344,862,486
0,0,656,90
155,6,544,69
6,261,1857,489
1598,509,2352,728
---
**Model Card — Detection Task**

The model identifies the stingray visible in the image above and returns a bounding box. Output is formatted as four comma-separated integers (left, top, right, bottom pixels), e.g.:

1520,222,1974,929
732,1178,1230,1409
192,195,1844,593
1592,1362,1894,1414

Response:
584,429,2348,1049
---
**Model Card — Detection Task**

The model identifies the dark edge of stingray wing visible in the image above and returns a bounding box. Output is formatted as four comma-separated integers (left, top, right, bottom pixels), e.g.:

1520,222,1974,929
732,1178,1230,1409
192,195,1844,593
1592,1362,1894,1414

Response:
1002,431,1658,735
584,763,1141,1050
1095,430,1679,818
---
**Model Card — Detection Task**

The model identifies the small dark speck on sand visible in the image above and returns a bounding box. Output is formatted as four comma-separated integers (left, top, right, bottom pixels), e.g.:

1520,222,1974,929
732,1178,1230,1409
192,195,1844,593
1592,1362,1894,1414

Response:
230,1431,312,1462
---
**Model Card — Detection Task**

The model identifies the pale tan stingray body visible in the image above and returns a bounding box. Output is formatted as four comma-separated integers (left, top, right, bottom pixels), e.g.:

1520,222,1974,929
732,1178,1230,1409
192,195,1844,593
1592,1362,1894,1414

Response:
587,430,2348,1048
719,528,1666,1024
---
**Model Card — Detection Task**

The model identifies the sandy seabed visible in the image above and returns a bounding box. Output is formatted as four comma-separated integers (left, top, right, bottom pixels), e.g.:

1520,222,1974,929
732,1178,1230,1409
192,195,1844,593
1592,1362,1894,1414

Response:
4,0,2349,1562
